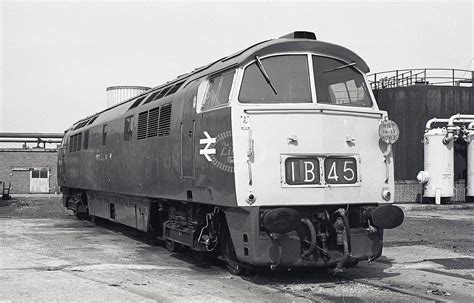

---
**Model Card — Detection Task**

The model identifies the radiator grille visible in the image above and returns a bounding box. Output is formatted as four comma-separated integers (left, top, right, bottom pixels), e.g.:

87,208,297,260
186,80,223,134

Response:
147,107,160,138
137,111,148,140
158,104,172,136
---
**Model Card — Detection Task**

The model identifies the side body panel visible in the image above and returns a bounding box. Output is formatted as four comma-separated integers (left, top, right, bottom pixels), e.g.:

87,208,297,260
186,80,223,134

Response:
60,81,237,207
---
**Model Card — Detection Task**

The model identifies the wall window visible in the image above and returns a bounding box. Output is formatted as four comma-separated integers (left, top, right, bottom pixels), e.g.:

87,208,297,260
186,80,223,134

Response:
239,55,312,103
31,169,48,178
102,124,107,146
312,55,372,107
124,116,133,141
201,71,235,111
40,170,48,178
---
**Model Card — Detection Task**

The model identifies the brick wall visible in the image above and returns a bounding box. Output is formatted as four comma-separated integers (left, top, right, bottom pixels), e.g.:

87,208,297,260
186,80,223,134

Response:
395,179,468,203
0,149,58,194
394,180,423,203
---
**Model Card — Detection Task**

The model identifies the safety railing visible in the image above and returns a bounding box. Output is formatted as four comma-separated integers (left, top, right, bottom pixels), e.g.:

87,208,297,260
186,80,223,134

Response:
368,68,473,90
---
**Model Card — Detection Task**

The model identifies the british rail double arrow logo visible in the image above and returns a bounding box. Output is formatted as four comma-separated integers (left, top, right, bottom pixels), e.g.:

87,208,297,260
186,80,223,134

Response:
199,131,216,161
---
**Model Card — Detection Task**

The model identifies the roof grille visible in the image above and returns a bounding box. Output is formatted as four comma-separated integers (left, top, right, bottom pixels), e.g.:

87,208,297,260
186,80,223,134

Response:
165,81,184,96
129,95,147,110
143,90,161,105
87,115,98,125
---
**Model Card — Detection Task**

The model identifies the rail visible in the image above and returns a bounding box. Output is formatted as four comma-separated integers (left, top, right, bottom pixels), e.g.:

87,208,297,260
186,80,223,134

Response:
368,68,473,90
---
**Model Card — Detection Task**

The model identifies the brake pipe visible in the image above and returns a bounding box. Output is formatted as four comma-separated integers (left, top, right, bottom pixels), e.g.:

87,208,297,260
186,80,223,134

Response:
335,209,351,252
333,209,352,274
301,218,317,258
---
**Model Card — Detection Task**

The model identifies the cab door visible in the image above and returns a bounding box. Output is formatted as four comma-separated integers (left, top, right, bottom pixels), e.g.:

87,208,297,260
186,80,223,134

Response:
180,82,198,179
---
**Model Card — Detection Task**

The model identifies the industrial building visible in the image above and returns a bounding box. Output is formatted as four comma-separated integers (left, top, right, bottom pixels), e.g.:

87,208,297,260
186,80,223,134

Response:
0,133,62,194
372,68,474,203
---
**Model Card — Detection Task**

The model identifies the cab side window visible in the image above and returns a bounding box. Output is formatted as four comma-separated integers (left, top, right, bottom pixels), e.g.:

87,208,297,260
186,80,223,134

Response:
201,71,235,111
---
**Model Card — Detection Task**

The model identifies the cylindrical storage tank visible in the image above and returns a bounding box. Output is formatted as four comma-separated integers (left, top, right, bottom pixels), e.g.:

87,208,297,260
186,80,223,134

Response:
106,86,151,108
466,132,474,197
422,128,454,198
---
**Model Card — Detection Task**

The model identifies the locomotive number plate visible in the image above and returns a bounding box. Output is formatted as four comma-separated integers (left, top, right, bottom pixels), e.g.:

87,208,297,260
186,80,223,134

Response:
324,157,358,184
285,158,320,185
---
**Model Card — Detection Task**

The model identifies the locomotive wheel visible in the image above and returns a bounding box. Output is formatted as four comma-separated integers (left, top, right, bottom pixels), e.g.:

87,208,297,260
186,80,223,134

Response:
226,260,243,275
344,260,359,268
165,240,178,252
220,223,244,275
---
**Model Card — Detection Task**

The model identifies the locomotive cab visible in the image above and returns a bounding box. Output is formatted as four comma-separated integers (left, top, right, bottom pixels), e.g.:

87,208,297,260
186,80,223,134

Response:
193,35,403,270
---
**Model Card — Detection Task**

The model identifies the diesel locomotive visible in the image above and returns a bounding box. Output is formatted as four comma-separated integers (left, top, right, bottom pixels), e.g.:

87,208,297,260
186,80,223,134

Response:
58,31,404,274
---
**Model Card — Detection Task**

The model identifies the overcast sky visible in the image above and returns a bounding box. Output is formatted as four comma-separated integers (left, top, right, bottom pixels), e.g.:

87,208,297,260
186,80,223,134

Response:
0,0,472,133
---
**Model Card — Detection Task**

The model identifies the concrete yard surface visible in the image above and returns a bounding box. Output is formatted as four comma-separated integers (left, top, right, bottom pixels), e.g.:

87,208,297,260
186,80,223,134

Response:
1,197,473,302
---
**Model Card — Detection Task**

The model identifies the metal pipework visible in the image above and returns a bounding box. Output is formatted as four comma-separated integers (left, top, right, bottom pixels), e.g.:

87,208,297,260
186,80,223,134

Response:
444,114,474,144
425,117,472,130
461,123,474,142
425,118,450,130
0,132,63,138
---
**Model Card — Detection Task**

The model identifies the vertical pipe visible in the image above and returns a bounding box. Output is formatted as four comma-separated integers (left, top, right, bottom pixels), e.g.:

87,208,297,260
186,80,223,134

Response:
453,69,455,86
396,70,399,87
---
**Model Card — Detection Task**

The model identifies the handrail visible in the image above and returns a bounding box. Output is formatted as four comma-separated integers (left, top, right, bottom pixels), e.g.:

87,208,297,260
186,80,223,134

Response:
368,68,473,90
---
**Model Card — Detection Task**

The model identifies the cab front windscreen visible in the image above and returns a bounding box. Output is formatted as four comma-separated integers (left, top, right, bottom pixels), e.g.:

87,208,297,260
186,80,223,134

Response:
238,54,372,107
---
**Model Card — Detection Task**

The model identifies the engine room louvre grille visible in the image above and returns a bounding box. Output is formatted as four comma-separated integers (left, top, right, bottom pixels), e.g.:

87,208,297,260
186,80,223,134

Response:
77,132,82,151
147,107,159,138
68,136,73,152
72,135,76,152
158,104,172,136
137,111,148,140
83,130,89,149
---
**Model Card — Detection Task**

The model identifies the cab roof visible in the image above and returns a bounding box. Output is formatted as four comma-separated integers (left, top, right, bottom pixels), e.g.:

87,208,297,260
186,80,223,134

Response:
67,32,370,132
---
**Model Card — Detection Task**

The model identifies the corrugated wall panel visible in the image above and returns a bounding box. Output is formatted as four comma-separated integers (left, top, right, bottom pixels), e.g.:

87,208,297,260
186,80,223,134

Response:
375,86,474,181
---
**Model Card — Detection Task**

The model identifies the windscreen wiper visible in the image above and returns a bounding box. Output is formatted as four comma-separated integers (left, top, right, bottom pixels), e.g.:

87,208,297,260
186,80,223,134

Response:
255,56,278,95
324,62,357,73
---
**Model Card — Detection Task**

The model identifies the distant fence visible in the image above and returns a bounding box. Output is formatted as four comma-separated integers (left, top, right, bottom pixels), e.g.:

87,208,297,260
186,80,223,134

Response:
369,68,473,90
